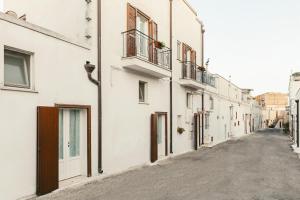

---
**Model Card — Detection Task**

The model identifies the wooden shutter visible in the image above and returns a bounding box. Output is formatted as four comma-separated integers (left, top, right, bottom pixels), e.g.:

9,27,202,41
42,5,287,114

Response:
37,107,59,196
148,21,154,62
150,113,158,163
127,4,136,57
194,113,198,150
182,44,187,78
149,22,158,64
191,50,196,79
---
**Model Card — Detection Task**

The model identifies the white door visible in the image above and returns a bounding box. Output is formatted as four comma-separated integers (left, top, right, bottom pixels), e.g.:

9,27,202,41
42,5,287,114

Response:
136,13,149,58
157,115,166,158
59,109,83,181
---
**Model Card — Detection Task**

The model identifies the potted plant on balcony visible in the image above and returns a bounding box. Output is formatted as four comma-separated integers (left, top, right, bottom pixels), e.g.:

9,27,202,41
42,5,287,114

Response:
177,127,185,135
154,41,165,49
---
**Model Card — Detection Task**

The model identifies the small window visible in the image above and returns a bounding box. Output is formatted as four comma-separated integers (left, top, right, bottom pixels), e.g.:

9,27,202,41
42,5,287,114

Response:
177,41,181,60
4,49,31,88
205,114,210,129
186,93,192,109
139,81,147,103
236,112,238,119
209,96,214,110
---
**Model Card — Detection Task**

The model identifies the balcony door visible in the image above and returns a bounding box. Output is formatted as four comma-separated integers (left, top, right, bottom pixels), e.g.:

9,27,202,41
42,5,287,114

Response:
136,13,149,59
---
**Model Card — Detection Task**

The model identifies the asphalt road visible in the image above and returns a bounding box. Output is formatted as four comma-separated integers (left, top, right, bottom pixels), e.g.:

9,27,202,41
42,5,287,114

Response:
38,129,300,200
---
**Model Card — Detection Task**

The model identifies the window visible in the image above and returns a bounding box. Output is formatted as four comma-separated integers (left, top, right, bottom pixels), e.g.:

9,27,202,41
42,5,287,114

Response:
177,41,181,60
139,81,147,103
186,93,192,109
205,114,210,129
209,96,214,110
236,112,238,119
4,49,31,88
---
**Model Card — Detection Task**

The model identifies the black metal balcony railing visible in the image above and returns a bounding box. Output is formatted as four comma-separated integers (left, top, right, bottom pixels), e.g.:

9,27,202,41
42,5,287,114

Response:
182,61,204,83
203,72,216,87
181,61,216,87
122,29,171,69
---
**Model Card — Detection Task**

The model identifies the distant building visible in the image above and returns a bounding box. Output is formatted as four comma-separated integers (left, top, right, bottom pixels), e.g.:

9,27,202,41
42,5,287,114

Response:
256,92,288,128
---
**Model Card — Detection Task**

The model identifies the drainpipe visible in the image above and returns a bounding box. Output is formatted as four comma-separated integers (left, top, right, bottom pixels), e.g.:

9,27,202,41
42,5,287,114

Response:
296,100,299,148
201,23,205,145
169,0,173,154
202,93,204,144
97,0,103,174
84,0,103,174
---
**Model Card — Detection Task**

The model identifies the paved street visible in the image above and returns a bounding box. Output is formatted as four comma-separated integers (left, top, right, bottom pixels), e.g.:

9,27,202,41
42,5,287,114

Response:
38,129,300,200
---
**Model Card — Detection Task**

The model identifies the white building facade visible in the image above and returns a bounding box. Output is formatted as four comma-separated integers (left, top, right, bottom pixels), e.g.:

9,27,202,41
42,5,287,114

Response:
289,72,300,151
0,1,263,199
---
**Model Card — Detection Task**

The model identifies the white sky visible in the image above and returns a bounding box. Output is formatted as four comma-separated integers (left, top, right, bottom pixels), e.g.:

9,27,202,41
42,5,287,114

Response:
189,0,300,95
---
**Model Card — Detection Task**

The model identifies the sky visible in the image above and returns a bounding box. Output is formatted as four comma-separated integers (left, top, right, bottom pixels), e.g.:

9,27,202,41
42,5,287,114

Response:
189,0,300,96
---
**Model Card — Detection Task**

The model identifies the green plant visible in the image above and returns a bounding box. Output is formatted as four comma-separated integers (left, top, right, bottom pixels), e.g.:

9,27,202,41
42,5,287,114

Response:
177,127,185,134
155,41,165,49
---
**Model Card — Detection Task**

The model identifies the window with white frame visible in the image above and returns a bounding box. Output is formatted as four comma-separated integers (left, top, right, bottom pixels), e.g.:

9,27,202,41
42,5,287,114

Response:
4,49,31,88
205,113,210,129
139,81,148,103
186,93,192,109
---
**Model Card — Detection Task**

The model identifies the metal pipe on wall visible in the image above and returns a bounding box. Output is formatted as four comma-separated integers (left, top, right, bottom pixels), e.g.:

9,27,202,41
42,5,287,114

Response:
97,0,103,174
296,100,299,148
169,0,173,154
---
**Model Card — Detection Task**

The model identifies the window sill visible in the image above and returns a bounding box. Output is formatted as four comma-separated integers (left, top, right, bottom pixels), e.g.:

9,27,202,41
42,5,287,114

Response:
139,102,150,105
0,86,38,94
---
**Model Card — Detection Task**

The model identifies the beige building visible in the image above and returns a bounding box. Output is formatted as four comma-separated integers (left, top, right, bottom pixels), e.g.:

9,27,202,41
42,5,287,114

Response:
256,92,288,128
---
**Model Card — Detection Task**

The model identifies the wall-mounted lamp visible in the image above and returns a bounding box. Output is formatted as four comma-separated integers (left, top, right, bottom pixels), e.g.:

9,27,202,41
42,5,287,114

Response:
85,61,99,86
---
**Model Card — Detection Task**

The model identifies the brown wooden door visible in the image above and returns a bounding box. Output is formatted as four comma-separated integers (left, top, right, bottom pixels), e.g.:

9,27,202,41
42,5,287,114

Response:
37,107,59,196
151,113,158,163
194,113,198,150
127,4,137,57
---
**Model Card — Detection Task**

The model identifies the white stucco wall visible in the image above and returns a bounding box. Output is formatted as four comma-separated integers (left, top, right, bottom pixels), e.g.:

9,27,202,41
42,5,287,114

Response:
171,0,204,155
0,3,98,199
3,0,92,44
101,0,171,174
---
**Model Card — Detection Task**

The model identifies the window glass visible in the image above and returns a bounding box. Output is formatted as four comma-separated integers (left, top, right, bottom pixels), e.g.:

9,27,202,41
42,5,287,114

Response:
59,110,64,160
69,110,80,157
139,81,147,103
205,114,210,129
4,50,30,88
210,97,214,110
177,41,181,60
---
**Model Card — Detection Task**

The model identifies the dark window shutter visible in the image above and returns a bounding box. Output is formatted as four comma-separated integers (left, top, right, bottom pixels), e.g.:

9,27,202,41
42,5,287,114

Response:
151,113,158,163
127,4,136,57
37,107,59,196
194,113,198,150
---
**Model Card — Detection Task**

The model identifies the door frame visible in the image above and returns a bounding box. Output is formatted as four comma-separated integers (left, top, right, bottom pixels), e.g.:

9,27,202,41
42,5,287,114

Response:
55,104,92,177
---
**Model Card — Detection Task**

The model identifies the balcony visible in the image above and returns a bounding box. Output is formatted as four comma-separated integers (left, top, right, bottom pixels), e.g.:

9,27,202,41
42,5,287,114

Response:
122,29,171,79
179,61,205,90
203,72,216,87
